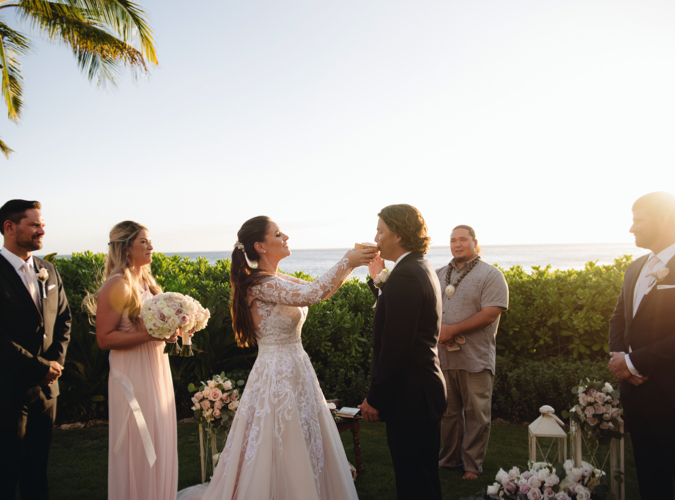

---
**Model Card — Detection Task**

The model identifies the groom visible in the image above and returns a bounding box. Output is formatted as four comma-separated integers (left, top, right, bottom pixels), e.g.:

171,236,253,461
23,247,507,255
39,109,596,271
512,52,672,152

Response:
360,204,447,500
0,199,71,499
608,191,675,499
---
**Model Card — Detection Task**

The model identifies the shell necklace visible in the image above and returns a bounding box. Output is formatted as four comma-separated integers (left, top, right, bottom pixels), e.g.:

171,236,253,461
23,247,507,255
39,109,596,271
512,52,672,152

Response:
445,256,481,296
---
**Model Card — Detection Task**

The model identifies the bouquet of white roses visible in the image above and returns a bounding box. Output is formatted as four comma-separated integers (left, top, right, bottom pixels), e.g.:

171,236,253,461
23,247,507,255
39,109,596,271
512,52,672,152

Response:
140,292,210,357
562,380,623,445
481,460,611,500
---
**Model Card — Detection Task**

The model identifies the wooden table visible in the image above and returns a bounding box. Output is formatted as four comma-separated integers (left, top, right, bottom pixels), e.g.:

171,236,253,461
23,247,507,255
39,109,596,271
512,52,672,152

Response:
335,416,365,476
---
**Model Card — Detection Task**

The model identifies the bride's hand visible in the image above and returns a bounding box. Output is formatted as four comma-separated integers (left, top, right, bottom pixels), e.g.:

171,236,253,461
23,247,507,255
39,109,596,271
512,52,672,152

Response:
344,247,378,268
368,254,385,279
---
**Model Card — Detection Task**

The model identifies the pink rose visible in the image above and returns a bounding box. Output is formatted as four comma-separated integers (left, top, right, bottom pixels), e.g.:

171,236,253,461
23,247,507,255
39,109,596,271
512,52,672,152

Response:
214,400,223,410
593,404,604,414
509,467,520,479
584,406,595,418
157,311,166,322
502,480,516,494
222,381,233,390
180,315,190,325
213,409,221,419
544,475,559,487
527,488,543,500
232,390,239,401
579,394,590,406
209,389,223,401
200,400,211,411
194,391,203,401
175,308,185,316
519,482,531,494
543,487,556,499
521,471,533,480
528,476,542,489
612,398,620,407
588,389,597,398
221,393,230,403
203,387,213,398
587,417,599,426
610,408,622,419
555,493,571,500
595,392,606,403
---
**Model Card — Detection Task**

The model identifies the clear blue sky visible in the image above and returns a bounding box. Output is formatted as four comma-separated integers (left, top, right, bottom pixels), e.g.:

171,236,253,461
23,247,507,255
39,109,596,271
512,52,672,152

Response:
2,0,674,255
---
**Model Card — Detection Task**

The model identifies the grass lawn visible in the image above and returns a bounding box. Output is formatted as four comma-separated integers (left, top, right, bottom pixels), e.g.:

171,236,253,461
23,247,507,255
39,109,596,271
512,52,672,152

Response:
41,420,643,500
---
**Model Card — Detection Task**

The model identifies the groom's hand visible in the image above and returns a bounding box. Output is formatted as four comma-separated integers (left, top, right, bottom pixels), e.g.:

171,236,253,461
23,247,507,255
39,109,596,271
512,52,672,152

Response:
40,361,63,386
609,352,631,381
358,398,380,422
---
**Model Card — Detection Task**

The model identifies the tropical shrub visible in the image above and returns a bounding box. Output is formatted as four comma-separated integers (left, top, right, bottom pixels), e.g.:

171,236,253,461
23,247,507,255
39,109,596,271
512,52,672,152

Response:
51,252,631,423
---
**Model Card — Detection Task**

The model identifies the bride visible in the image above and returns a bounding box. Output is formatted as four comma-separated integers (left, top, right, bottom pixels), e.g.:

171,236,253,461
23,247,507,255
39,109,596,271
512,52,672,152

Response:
178,216,376,500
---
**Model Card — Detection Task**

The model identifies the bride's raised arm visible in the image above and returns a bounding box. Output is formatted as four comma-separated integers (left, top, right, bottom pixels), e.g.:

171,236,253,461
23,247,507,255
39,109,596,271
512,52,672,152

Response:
250,248,375,307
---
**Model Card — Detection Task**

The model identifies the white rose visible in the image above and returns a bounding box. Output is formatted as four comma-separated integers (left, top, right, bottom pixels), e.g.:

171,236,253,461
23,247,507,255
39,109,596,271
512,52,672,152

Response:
495,468,509,483
595,392,606,404
581,462,593,477
575,485,591,500
544,475,559,487
508,466,520,480
528,476,542,489
162,307,175,318
603,382,613,393
579,394,590,406
486,482,501,495
377,269,390,284
222,380,233,390
537,468,550,481
577,386,586,394
157,300,168,309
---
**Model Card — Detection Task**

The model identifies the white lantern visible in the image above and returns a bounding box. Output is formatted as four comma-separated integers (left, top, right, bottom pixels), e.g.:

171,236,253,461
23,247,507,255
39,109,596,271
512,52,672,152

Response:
528,405,567,464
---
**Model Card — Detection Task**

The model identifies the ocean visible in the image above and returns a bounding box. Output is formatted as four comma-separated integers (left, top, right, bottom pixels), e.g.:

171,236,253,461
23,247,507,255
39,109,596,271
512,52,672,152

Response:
167,243,647,281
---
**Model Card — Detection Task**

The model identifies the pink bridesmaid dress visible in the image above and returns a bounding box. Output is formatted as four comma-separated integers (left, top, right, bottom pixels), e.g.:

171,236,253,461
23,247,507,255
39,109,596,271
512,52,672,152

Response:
108,287,178,500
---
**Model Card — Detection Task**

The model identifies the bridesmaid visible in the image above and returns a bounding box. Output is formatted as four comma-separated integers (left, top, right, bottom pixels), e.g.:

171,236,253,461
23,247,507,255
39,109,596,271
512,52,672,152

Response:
85,221,179,500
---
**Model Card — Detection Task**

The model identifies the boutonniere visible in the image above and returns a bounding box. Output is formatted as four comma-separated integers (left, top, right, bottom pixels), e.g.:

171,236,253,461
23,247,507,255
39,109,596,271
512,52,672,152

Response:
646,267,669,295
373,269,390,289
36,268,49,298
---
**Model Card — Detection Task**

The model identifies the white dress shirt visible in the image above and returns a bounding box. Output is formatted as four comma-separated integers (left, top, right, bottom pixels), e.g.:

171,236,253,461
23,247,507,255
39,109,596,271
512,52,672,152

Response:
374,251,412,297
0,246,41,308
625,242,675,376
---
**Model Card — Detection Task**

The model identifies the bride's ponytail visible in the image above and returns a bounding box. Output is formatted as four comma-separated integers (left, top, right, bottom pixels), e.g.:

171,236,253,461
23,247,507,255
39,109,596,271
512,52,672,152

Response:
230,216,272,347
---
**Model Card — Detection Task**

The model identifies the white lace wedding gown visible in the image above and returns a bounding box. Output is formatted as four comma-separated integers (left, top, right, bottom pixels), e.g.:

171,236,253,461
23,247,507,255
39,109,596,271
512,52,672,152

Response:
177,259,359,500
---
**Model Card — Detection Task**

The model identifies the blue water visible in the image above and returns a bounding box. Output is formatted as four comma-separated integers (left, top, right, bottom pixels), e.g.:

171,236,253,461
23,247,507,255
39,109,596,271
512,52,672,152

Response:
166,243,647,281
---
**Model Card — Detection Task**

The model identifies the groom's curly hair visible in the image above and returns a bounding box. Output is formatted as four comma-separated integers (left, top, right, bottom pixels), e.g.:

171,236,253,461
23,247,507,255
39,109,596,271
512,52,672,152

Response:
378,204,431,254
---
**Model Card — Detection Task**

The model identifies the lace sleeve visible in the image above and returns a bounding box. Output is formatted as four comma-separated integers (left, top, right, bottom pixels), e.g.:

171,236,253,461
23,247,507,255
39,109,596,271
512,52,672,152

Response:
250,258,353,307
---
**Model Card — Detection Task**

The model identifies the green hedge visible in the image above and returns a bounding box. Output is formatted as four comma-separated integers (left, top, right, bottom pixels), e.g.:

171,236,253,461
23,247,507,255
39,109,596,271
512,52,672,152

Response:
51,253,631,423
492,356,614,423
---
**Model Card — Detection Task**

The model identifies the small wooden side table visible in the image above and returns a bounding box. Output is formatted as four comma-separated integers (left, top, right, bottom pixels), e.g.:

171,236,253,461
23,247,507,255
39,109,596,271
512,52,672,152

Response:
336,416,365,476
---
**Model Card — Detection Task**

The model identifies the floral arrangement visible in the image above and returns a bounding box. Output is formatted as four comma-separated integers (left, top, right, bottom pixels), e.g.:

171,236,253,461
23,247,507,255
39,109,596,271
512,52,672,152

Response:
482,460,612,500
562,380,623,444
140,291,210,356
188,372,243,429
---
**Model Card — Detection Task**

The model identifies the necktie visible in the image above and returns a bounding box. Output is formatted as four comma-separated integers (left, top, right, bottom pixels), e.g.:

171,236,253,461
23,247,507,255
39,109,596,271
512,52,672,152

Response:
21,262,40,310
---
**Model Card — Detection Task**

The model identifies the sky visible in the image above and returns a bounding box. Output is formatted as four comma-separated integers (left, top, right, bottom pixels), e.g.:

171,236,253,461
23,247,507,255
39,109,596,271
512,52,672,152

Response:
2,0,675,255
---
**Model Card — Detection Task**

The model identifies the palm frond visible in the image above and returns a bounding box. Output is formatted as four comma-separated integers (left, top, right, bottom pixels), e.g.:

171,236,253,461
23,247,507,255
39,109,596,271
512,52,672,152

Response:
0,21,30,122
0,136,13,158
70,0,157,65
16,0,148,86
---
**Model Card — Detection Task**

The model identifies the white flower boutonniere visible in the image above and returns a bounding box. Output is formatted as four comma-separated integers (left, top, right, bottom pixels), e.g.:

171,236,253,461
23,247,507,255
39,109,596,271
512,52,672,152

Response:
36,268,49,298
374,269,390,289
646,266,670,295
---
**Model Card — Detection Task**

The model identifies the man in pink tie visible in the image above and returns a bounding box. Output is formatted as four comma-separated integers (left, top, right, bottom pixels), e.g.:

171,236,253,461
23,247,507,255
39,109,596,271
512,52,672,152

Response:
0,199,71,500
609,191,675,499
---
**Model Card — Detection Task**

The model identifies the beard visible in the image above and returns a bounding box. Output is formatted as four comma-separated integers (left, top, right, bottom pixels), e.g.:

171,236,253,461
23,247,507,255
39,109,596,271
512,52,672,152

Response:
455,256,466,263
18,233,42,252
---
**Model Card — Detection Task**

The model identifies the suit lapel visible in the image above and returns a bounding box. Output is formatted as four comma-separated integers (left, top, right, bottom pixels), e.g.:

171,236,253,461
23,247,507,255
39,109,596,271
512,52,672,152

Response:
625,255,648,329
633,254,675,319
389,252,421,277
0,254,43,320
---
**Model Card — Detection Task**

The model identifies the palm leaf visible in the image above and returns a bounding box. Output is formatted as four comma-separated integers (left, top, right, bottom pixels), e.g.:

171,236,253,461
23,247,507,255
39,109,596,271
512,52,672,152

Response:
0,21,30,122
0,135,13,157
16,0,148,86
70,0,157,65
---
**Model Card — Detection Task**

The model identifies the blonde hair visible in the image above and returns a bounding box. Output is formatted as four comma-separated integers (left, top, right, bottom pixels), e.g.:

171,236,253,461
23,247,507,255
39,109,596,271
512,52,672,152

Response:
84,221,161,325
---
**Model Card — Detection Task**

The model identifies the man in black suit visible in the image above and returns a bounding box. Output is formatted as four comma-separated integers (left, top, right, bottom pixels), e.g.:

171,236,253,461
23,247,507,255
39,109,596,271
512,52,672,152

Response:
359,204,447,500
609,191,675,499
0,199,71,499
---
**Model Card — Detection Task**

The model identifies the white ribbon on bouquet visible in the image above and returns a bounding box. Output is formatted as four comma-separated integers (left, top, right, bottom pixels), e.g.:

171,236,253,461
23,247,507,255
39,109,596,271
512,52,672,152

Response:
110,365,157,467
